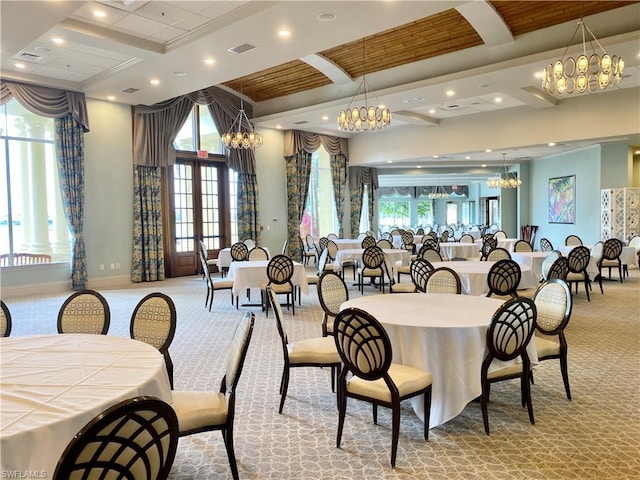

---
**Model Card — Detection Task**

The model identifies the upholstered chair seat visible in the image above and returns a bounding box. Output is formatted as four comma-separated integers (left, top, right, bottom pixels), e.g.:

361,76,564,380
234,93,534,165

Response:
287,336,341,364
346,364,432,401
172,390,228,430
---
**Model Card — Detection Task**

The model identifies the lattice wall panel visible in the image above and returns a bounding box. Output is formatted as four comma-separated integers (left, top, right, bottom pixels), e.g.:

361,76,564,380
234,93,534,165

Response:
602,188,640,241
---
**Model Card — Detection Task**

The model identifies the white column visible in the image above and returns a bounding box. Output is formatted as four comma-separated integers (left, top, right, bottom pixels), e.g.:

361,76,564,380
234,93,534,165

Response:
25,120,52,254
51,152,71,260
14,118,33,252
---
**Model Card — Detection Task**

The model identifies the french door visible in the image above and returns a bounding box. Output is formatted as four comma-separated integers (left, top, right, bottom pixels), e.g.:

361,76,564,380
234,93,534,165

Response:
166,156,231,277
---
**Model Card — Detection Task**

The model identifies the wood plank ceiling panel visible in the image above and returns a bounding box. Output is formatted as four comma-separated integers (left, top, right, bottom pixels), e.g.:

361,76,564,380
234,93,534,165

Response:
225,2,634,103
491,1,636,37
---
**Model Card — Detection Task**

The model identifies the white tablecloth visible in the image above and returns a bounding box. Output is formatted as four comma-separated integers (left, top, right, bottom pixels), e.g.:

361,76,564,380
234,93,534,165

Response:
227,260,308,296
431,260,536,295
511,251,549,281
340,293,537,428
333,248,409,276
332,239,362,250
0,334,173,475
439,242,480,260
218,246,271,269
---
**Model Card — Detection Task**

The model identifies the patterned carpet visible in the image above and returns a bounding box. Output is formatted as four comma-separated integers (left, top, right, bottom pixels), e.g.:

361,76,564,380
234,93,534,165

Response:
3,267,639,479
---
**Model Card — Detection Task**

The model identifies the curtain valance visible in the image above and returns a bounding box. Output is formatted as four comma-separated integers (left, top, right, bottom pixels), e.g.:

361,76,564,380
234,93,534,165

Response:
0,80,89,132
416,185,469,197
349,166,378,189
379,186,413,197
132,85,256,173
284,130,348,157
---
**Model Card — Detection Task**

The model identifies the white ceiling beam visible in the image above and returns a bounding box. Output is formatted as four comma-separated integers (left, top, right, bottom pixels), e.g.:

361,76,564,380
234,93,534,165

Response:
456,1,513,47
300,54,351,85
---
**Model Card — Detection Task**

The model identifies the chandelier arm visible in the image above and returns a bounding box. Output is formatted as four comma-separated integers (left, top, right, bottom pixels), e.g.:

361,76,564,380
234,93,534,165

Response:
582,22,607,54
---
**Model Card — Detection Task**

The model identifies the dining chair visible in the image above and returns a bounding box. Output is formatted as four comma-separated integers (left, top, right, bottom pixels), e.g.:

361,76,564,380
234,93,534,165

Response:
416,227,425,235
459,233,474,243
199,250,234,310
242,238,256,250
0,299,12,337
52,396,178,480
494,230,507,240
376,238,393,250
411,258,434,293
361,235,376,249
303,235,318,265
597,238,624,287
261,254,295,317
130,292,177,389
267,287,341,414
333,307,432,467
481,297,537,435
486,259,522,299
57,289,111,335
566,245,592,301
440,230,450,243
248,246,270,260
401,230,416,254
230,242,249,262
565,235,583,247
539,237,554,252
199,239,218,278
546,256,569,282
317,271,349,337
327,233,338,241
172,312,255,480
281,239,289,256
480,236,498,260
357,245,386,294
318,236,329,255
305,247,329,292
425,267,462,294
418,246,443,263
629,235,640,270
541,250,562,281
513,240,533,252
532,279,573,400
485,247,512,262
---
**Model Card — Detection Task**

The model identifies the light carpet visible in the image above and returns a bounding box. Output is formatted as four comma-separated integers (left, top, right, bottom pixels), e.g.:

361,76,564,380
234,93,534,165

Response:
2,268,639,479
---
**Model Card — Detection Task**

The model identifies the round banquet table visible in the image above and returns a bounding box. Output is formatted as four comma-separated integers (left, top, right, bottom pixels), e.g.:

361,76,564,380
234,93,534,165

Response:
431,260,536,295
0,334,173,475
439,242,480,260
340,293,537,428
511,251,549,281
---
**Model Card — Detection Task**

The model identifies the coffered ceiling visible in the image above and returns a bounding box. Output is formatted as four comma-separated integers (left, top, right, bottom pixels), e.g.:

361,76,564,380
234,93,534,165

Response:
1,0,639,174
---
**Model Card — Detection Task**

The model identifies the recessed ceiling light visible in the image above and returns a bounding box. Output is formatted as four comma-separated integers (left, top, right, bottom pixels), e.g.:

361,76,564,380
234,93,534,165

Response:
173,71,186,77
93,10,106,18
635,149,640,154
403,97,425,104
485,149,492,153
322,115,328,121
278,30,291,37
107,96,116,101
14,63,26,69
482,164,487,168
318,13,336,22
465,156,471,160
428,108,436,114
548,142,556,147
276,125,282,129
417,166,422,169
446,89,455,97
494,97,503,103
204,58,215,65
387,160,393,164
433,155,439,159
51,37,64,44
534,71,544,79
150,79,160,86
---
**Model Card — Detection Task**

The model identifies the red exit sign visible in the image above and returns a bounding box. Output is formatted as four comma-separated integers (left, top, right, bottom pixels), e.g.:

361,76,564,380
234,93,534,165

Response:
197,150,208,158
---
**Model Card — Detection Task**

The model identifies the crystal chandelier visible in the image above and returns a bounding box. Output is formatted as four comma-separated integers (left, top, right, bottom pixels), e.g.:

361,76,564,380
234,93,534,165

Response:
337,38,391,131
222,88,263,150
487,154,522,189
541,17,624,95
428,184,450,199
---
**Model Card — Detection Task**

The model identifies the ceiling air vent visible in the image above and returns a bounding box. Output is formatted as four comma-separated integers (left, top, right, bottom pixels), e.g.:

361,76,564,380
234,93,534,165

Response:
227,43,256,54
293,120,309,125
440,104,466,111
121,87,139,94
18,52,43,62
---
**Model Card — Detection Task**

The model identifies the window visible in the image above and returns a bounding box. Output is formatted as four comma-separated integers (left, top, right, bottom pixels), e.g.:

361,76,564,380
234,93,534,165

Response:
0,99,71,265
416,200,433,227
359,185,369,233
446,202,458,225
173,105,223,154
378,200,410,230
300,147,339,239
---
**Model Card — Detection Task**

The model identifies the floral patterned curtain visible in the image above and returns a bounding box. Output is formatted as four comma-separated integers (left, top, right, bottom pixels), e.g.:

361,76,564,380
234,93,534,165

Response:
131,165,165,282
349,166,378,237
330,154,348,238
350,184,365,238
285,151,312,259
55,115,87,289
237,173,260,244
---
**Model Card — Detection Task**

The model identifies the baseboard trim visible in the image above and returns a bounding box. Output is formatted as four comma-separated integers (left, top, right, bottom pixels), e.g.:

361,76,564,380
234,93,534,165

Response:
1,275,134,299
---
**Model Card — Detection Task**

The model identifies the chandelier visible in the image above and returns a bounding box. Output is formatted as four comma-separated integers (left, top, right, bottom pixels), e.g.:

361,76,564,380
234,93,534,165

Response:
541,17,624,94
487,153,522,189
428,184,450,199
337,38,391,131
222,88,263,150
